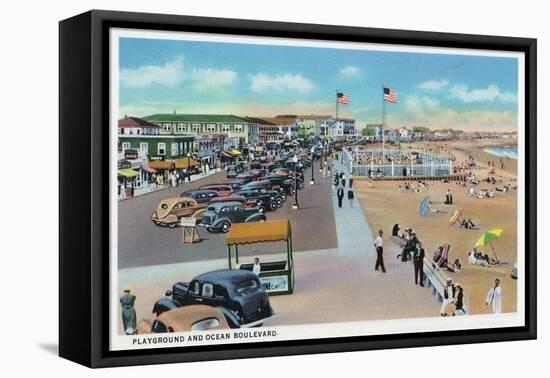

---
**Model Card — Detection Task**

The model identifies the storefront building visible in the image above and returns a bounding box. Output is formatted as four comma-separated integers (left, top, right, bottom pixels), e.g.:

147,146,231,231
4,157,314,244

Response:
142,113,252,148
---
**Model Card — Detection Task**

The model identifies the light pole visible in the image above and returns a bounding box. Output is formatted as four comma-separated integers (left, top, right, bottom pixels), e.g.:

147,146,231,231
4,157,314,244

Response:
292,155,299,209
310,147,315,185
187,152,191,182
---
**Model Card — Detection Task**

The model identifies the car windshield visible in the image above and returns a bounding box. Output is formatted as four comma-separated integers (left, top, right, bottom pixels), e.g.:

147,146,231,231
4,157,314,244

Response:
236,279,259,294
207,206,215,211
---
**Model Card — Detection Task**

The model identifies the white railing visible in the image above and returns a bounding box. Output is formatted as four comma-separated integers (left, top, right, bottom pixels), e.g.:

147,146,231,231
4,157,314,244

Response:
351,163,452,177
343,148,453,178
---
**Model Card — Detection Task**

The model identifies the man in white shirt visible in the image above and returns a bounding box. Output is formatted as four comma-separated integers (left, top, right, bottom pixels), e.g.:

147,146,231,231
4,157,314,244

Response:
252,257,261,276
374,229,386,273
486,278,502,313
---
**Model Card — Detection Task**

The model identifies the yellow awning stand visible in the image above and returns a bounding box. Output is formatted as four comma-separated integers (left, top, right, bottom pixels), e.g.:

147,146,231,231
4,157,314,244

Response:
118,168,139,178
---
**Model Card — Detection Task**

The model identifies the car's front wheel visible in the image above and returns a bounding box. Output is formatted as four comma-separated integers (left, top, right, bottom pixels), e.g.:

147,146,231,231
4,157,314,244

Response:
221,221,231,233
269,201,278,210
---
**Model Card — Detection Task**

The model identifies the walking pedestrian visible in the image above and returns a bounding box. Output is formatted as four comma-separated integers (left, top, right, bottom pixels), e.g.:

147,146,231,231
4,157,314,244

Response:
374,229,386,273
337,185,344,208
413,242,425,286
347,187,354,208
440,278,456,316
340,171,346,188
486,278,502,313
120,288,136,335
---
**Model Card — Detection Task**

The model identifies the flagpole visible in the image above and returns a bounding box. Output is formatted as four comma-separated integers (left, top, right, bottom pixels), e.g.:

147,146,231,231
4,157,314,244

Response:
335,89,339,141
382,86,386,159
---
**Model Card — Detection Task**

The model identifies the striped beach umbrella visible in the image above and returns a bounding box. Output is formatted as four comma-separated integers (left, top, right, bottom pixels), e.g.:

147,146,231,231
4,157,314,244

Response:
449,208,464,227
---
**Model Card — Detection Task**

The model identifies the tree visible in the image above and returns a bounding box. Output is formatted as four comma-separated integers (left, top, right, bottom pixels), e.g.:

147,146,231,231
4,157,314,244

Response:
362,127,376,136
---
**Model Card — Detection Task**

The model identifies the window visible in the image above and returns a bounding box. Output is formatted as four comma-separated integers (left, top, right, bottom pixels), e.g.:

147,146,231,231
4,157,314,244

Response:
202,283,214,297
171,142,179,156
207,123,216,132
191,318,221,331
162,123,172,132
234,124,243,132
121,142,130,150
140,142,148,152
118,128,124,135
158,143,166,156
236,279,259,294
177,123,187,132
221,124,230,133
190,281,200,295
192,123,201,133
136,129,141,135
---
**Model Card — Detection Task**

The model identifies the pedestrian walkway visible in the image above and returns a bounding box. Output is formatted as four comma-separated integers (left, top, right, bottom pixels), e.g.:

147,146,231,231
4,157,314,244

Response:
331,158,375,258
127,168,221,199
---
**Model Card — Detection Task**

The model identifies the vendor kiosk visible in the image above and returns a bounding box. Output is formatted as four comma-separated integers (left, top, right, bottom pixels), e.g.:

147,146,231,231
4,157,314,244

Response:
225,220,294,295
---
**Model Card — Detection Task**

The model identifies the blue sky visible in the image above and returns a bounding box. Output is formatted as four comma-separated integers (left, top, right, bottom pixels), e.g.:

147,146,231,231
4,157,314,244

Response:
118,37,519,130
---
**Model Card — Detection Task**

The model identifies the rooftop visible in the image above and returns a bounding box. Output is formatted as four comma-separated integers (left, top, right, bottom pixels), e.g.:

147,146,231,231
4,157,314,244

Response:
118,116,160,128
142,114,252,124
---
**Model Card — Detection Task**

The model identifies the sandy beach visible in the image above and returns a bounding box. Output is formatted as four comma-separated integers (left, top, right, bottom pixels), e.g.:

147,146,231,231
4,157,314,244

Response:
355,139,519,314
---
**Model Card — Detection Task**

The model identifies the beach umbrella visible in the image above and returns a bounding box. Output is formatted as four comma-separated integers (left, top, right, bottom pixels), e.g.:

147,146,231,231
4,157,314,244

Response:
419,196,430,217
449,208,464,227
475,229,504,263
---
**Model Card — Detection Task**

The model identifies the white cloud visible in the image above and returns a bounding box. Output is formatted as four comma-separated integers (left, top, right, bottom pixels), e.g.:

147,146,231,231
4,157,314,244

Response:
339,66,360,77
120,57,184,88
405,95,440,112
249,73,315,93
449,84,516,103
190,68,237,90
417,79,449,91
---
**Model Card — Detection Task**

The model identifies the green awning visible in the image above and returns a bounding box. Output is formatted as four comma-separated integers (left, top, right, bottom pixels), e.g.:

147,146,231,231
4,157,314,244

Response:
118,168,139,178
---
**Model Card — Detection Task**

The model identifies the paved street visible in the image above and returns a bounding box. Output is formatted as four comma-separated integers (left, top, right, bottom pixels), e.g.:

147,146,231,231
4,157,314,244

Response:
118,165,337,268
117,158,440,334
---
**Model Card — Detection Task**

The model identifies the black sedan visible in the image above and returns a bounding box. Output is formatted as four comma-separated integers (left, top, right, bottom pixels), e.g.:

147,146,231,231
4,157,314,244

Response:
152,269,276,328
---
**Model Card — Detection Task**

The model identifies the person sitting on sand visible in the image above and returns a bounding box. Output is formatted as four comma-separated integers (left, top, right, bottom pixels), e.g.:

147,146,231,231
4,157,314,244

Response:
468,186,477,198
447,258,462,273
487,189,496,198
468,248,494,267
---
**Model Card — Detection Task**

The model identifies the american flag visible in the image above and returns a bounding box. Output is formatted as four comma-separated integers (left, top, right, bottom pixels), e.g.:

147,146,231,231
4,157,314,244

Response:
383,87,397,104
337,92,350,104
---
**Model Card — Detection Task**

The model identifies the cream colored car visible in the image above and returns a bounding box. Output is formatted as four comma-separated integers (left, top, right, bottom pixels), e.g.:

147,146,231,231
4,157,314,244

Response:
151,197,207,227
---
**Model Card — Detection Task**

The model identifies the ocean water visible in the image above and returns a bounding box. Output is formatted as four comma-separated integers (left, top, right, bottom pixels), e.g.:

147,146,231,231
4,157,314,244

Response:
484,147,518,160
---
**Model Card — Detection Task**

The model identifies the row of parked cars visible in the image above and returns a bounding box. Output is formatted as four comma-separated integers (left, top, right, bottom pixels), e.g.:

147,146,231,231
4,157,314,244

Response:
151,153,311,233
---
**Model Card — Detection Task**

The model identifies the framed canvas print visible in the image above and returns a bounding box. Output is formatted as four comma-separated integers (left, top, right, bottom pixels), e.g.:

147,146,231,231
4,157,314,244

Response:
59,10,536,368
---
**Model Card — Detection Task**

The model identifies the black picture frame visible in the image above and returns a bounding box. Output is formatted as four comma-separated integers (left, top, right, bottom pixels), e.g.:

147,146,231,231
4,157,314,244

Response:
59,9,537,368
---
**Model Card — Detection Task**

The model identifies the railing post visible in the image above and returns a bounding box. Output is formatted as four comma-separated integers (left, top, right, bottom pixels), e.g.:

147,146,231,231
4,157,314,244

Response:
391,160,394,177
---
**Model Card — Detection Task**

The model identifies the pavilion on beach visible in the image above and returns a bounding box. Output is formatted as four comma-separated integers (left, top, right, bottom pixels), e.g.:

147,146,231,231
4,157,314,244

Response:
342,148,454,179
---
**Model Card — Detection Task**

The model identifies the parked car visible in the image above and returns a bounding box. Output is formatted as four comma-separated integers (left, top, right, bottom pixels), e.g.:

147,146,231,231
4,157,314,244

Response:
235,172,258,182
208,195,261,210
249,169,268,178
152,269,275,328
151,197,207,227
200,202,266,233
240,181,287,201
199,184,235,197
137,305,229,334
226,165,240,178
260,176,297,193
233,189,281,211
180,189,219,204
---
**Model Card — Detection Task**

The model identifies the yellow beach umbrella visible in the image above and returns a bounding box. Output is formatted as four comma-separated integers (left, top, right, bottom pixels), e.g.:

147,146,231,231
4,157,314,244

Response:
475,229,504,263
